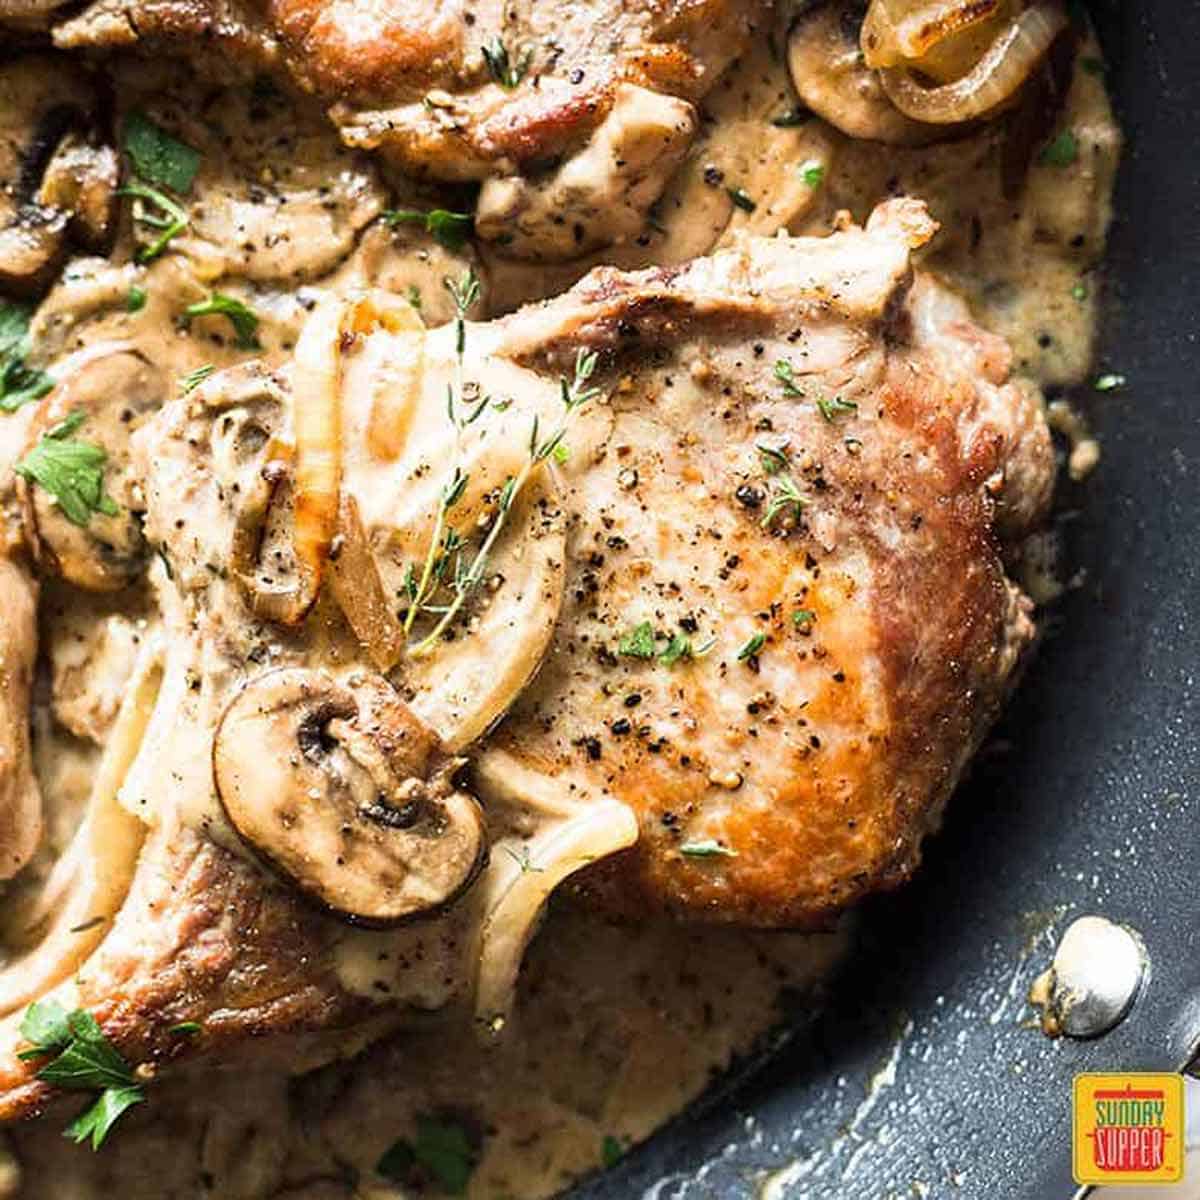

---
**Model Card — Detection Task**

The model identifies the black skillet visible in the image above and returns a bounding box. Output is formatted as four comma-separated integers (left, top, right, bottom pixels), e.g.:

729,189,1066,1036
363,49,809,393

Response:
574,3,1200,1196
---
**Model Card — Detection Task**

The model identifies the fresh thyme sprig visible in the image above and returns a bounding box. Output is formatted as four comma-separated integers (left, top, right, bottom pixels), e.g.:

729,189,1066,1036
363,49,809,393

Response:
408,346,601,657
403,268,483,636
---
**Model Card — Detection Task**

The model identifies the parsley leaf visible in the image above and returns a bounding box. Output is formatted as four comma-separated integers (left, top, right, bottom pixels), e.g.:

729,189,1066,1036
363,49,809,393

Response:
122,112,201,193
618,621,657,659
774,358,804,397
816,395,857,421
1038,130,1079,168
18,1003,144,1149
792,608,815,629
601,1134,625,1167
482,37,532,89
0,302,53,412
799,160,825,188
15,411,119,527
737,632,766,661
183,294,261,350
168,1022,202,1036
658,632,715,665
680,839,738,858
384,207,474,251
117,181,189,263
65,1085,143,1150
377,1116,477,1195
1094,372,1126,392
17,999,72,1059
126,286,147,313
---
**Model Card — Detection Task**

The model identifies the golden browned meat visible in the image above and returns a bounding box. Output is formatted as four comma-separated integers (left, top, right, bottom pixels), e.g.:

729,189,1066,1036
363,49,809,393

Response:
0,200,1052,1118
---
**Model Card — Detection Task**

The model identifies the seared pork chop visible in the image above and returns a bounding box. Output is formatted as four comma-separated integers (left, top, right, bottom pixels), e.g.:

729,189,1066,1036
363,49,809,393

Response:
0,200,1052,1115
36,0,769,258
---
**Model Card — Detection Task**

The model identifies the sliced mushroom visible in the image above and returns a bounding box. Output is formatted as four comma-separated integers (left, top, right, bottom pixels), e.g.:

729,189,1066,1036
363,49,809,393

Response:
212,668,486,927
788,2,943,146
0,56,113,298
18,348,166,592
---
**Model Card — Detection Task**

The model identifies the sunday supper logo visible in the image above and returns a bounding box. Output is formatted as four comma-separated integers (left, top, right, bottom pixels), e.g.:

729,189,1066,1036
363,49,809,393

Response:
1073,1074,1185,1185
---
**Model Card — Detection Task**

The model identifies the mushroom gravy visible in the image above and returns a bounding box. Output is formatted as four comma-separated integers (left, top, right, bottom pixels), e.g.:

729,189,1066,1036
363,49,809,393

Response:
0,19,1119,1200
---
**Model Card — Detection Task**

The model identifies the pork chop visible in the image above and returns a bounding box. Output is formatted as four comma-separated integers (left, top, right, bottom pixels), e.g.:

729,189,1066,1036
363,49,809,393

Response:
0,200,1053,1116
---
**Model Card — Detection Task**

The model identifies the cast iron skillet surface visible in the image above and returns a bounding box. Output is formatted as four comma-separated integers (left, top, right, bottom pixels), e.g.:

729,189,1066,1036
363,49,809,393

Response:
572,4,1200,1197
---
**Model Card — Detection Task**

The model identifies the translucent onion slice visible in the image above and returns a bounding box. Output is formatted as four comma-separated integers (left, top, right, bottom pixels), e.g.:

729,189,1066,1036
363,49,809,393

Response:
278,293,346,624
402,469,566,751
0,637,159,1017
474,800,639,1025
879,1,1068,124
328,493,405,672
861,0,1004,69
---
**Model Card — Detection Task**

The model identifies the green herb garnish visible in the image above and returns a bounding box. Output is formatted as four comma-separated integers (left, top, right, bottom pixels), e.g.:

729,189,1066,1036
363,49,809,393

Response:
122,112,201,193
183,294,261,350
757,442,790,475
799,160,825,188
727,186,756,213
657,632,715,665
1071,281,1089,301
15,411,119,527
792,608,815,628
680,840,738,858
618,621,656,659
384,208,474,252
0,302,53,412
774,358,804,397
770,108,808,127
126,286,147,312
1038,130,1079,168
816,395,857,422
168,1022,202,1036
601,1134,625,1167
179,364,215,394
1094,372,1126,391
117,181,189,263
761,473,806,529
377,1116,477,1195
737,632,766,661
18,1001,144,1149
482,37,532,89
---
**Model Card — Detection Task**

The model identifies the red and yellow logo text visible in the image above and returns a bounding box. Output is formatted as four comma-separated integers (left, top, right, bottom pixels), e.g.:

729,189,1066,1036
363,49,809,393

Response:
1073,1073,1185,1185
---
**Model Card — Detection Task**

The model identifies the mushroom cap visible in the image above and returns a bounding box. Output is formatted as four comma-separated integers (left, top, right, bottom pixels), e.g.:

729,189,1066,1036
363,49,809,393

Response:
788,3,944,146
212,668,487,927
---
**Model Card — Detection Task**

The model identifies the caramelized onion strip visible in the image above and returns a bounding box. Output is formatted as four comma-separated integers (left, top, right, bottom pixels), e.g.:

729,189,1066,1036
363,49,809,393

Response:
879,1,1068,124
862,0,1004,69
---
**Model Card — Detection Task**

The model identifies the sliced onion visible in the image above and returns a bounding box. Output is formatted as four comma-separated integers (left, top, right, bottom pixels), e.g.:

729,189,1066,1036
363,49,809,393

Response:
474,800,639,1025
284,294,346,625
862,0,1004,69
328,493,405,672
880,1,1068,124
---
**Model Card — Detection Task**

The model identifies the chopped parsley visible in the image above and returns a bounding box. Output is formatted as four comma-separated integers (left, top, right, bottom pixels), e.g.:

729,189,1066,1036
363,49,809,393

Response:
168,1022,202,1036
774,358,804,397
126,286,147,313
799,160,825,188
816,395,857,422
1038,130,1079,168
15,411,119,527
757,441,790,475
551,442,570,465
407,284,423,311
737,632,766,661
377,1116,477,1195
0,302,53,412
18,1000,143,1149
383,207,474,252
179,364,214,394
122,112,201,194
658,632,715,666
792,608,815,628
1071,281,1089,301
183,294,261,350
1094,372,1126,391
680,839,738,858
727,186,757,213
618,621,657,659
482,37,532,89
601,1135,626,1167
